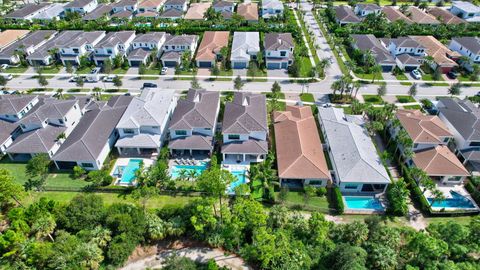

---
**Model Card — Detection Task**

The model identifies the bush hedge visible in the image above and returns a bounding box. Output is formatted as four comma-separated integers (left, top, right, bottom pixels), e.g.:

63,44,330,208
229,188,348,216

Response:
329,187,344,215
399,163,432,213
465,180,480,206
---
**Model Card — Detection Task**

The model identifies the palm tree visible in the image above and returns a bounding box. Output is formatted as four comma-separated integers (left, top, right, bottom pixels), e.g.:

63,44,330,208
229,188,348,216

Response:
32,214,56,242
371,65,382,83
56,88,64,99
187,170,198,181
177,169,188,181
330,80,341,99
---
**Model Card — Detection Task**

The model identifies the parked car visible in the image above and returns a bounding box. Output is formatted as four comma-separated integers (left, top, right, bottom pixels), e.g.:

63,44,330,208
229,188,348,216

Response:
103,75,117,82
142,82,157,89
0,64,9,70
411,69,422,80
68,75,79,82
0,90,8,95
86,67,102,82
476,91,480,97
1,74,13,80
124,93,131,96
447,71,459,79
161,67,168,75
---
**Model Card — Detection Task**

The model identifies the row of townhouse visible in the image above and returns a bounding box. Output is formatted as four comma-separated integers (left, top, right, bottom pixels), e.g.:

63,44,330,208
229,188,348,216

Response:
336,1,480,26
351,33,480,74
5,0,283,22
0,29,295,70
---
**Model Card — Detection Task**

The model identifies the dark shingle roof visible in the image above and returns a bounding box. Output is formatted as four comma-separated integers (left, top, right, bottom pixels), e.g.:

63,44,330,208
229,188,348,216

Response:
82,4,113,20
5,3,50,19
222,92,267,134
335,5,361,23
264,33,294,51
0,95,38,115
438,98,480,141
169,89,220,130
451,37,480,55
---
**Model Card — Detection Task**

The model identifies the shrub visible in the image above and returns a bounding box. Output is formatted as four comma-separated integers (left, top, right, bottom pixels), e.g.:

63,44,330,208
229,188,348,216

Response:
465,180,480,206
330,187,344,214
420,98,433,109
72,166,86,179
86,170,113,186
316,187,327,197
401,164,431,213
386,179,410,216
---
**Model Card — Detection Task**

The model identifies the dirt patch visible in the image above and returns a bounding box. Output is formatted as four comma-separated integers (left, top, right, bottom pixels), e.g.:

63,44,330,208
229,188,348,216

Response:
126,245,157,263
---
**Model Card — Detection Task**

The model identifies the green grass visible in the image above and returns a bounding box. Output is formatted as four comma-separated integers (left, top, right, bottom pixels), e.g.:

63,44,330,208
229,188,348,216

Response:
276,191,330,213
362,94,384,104
98,94,115,101
355,72,384,81
396,95,416,103
296,10,320,66
424,82,449,86
67,88,89,92
6,66,28,74
403,105,422,110
395,73,409,80
112,68,128,75
400,81,414,86
76,66,94,74
298,57,313,78
300,93,315,103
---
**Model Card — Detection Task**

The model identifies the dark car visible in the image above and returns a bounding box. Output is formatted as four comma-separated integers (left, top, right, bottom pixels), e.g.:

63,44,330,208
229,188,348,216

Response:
447,71,459,79
142,82,157,89
124,93,131,96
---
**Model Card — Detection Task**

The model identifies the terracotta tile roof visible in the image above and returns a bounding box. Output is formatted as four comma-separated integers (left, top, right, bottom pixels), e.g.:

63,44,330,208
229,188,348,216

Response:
382,6,413,24
411,35,460,68
138,0,165,8
396,109,452,144
406,6,440,24
237,2,258,21
428,7,465,24
413,145,470,176
274,106,331,180
195,31,230,61
184,2,211,19
0,30,30,50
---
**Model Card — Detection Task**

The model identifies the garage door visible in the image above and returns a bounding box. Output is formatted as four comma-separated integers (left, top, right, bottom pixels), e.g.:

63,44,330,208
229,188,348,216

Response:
382,65,393,72
198,61,212,68
130,60,142,67
163,61,177,67
233,62,247,69
267,62,281,69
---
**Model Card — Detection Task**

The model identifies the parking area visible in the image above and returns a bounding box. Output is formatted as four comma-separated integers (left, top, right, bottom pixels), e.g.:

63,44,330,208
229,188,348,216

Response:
267,69,289,78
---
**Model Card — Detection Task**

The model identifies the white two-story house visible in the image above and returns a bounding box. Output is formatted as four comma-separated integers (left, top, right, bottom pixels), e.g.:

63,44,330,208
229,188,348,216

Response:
221,92,268,164
450,1,480,22
0,30,57,65
168,89,220,157
64,0,98,14
354,3,381,17
0,95,40,123
111,0,138,13
163,0,188,11
160,34,198,67
127,32,166,66
57,31,106,66
261,0,284,18
383,36,426,71
449,37,480,65
115,89,177,156
93,31,135,65
264,32,294,69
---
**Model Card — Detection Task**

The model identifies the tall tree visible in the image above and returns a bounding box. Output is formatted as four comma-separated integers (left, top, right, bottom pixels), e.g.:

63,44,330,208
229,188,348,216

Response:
25,153,51,191
112,76,122,91
448,83,462,96
0,168,25,207
38,75,48,89
32,213,56,242
191,76,201,89
377,84,387,97
408,83,417,97
234,75,244,91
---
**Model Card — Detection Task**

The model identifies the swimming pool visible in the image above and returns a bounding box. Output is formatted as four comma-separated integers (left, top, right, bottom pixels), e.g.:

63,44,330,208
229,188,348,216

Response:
171,162,208,179
227,170,248,194
428,191,476,209
344,196,384,211
118,159,143,185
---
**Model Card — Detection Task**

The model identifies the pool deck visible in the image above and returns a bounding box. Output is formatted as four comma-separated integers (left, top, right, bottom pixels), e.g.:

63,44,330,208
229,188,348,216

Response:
342,195,387,215
111,158,154,186
423,184,480,212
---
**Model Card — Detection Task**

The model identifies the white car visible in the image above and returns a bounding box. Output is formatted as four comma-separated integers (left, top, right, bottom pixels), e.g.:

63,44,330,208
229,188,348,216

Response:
0,64,9,70
103,75,117,82
161,67,168,75
411,69,422,80
1,74,13,80
68,76,78,82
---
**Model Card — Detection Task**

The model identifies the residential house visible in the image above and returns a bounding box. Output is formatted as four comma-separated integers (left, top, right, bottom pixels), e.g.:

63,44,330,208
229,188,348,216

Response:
111,0,138,13
449,37,480,64
411,35,460,73
0,120,18,155
138,0,165,12
115,89,177,156
264,32,294,69
168,89,220,156
335,5,361,25
52,96,133,171
93,31,136,65
58,31,106,66
195,31,230,68
427,7,465,24
381,6,413,24
135,10,160,18
111,10,134,19
318,107,390,194
4,3,51,21
230,32,259,69
405,6,440,24
450,1,480,22
82,4,113,20
184,2,211,20
222,92,268,163
354,3,381,17
261,0,284,18
127,32,166,66
0,30,30,51
64,0,98,14
159,8,184,19
163,0,188,11
0,95,40,122
237,2,258,22
384,36,426,71
437,98,480,173
213,1,236,19
160,34,198,67
351,34,396,72
0,30,57,65
31,3,67,20
274,105,331,188
6,98,83,160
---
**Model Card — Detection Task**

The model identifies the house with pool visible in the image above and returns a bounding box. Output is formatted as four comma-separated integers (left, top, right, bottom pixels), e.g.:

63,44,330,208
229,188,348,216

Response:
318,107,390,212
168,88,220,157
115,89,177,157
52,96,133,171
274,106,331,188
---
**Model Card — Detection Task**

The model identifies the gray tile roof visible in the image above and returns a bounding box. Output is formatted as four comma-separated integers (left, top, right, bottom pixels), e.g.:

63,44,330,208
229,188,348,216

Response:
390,36,423,49
264,33,294,51
0,120,17,144
96,31,135,47
453,1,480,12
7,125,66,154
52,96,132,162
20,99,77,125
356,3,380,11
222,92,267,134
0,95,38,115
163,34,197,46
116,133,161,148
111,10,133,18
161,50,182,60
65,0,96,8
82,4,113,20
117,89,176,128
112,0,137,8
61,31,106,48
127,48,150,60
160,8,183,18
5,3,50,19
169,89,220,130
0,30,57,59
231,32,260,61
32,3,66,20
351,34,396,66
164,0,186,5
451,37,480,55
213,1,235,8
133,32,166,43
221,139,268,154
318,107,390,184
396,54,422,65
168,134,213,150
438,98,480,141
26,31,83,60
335,5,361,23
262,0,284,10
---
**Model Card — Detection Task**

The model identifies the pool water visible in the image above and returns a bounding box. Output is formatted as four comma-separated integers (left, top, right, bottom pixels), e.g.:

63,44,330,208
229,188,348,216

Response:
171,162,208,179
428,191,476,209
344,196,384,211
119,159,143,185
228,170,248,193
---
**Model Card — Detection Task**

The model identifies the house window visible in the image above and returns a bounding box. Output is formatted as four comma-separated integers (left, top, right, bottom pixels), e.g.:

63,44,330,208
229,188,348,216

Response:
309,180,322,186
228,134,240,140
447,176,462,182
59,119,64,124
124,129,135,134
175,130,187,136
81,162,94,168
280,51,286,57
107,49,112,54
443,137,449,143
344,185,357,189
204,128,211,130
470,142,480,147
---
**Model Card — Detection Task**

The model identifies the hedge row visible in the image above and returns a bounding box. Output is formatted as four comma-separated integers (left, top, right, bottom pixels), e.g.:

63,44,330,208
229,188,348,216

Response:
398,163,432,213
329,187,344,215
465,180,480,206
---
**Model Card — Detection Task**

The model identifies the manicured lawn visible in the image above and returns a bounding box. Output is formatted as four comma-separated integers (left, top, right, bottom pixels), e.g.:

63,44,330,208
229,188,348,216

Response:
300,93,315,103
395,73,409,80
22,191,195,209
298,57,313,78
396,95,416,103
362,94,383,104
76,66,94,74
112,68,128,75
105,88,128,93
276,191,330,213
355,72,383,82
6,66,28,74
141,68,160,80
41,65,62,74
400,81,413,86
67,88,89,92
0,159,90,188
99,94,115,101
403,105,422,110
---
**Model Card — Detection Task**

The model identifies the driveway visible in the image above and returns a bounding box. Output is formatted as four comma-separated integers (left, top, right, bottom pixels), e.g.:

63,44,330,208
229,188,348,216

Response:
233,69,247,77
197,68,211,77
267,69,289,78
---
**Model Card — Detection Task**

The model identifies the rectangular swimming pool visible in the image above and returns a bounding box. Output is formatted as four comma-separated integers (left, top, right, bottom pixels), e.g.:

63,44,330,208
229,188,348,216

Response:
428,191,476,209
171,162,208,179
118,159,143,185
344,196,384,211
227,170,248,194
